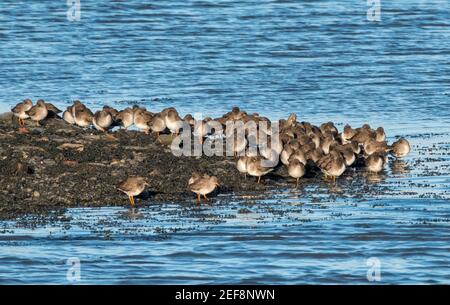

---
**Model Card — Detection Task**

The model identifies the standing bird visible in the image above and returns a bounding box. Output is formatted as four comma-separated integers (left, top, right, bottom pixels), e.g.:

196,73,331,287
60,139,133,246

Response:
25,99,48,126
309,132,321,149
284,113,297,128
117,177,149,207
316,150,346,181
133,108,153,134
321,134,337,155
341,124,357,143
363,139,391,156
288,159,305,187
63,106,76,125
74,107,93,128
288,150,307,165
71,100,85,119
375,127,386,142
149,113,166,137
164,108,183,137
102,106,119,121
320,121,338,137
72,101,93,128
351,126,376,145
343,141,361,155
331,144,356,166
183,114,195,127
365,152,385,173
115,107,134,130
11,99,33,131
390,138,411,158
246,156,274,183
188,173,219,203
92,109,113,132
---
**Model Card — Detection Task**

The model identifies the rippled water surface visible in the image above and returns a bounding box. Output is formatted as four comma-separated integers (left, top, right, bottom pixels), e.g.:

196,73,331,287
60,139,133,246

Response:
0,0,450,284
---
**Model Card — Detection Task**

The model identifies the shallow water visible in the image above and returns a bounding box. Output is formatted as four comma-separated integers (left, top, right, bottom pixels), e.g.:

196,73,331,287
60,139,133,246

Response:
0,0,450,284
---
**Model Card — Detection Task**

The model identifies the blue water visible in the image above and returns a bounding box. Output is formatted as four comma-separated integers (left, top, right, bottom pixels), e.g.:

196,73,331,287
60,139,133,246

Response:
0,0,450,284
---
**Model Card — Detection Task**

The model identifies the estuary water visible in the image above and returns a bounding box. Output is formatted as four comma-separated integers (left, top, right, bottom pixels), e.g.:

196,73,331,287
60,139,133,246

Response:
0,0,449,284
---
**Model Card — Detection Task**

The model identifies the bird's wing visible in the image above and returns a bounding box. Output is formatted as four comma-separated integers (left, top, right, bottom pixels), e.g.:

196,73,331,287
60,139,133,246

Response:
11,103,22,113
317,155,331,169
189,179,206,192
44,103,58,113
82,108,94,116
26,106,37,116
117,179,133,192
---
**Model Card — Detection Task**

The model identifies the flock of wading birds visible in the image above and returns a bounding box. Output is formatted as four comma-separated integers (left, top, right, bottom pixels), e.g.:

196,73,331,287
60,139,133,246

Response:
11,98,411,206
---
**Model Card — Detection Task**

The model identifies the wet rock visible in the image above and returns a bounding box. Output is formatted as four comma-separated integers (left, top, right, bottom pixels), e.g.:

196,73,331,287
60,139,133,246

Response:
157,134,173,146
0,112,13,122
57,143,85,152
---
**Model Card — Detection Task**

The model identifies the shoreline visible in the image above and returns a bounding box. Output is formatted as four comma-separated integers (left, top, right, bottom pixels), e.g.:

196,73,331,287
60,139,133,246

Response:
0,109,422,220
